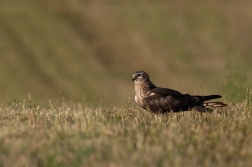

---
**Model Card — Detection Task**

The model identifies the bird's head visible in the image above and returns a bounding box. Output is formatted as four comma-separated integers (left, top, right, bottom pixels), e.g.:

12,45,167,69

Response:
132,71,150,83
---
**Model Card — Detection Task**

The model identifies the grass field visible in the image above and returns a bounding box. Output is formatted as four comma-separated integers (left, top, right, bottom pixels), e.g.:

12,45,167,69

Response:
0,97,251,167
1,1,252,166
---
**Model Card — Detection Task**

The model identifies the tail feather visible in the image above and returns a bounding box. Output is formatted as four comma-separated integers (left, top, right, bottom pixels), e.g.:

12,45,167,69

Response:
192,102,228,112
195,95,222,102
203,102,228,107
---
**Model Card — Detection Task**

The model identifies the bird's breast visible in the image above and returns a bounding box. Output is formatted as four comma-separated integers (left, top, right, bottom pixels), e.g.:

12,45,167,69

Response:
134,95,138,103
134,83,148,106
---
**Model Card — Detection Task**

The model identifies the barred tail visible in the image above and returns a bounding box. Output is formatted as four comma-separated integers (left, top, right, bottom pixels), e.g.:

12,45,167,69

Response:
203,102,228,107
192,102,228,112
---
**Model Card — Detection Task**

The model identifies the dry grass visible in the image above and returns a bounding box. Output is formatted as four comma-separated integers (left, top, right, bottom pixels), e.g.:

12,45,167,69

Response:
1,1,252,166
0,99,252,167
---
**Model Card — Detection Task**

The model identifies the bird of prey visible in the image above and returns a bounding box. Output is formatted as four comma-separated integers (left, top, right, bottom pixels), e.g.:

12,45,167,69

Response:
132,71,227,113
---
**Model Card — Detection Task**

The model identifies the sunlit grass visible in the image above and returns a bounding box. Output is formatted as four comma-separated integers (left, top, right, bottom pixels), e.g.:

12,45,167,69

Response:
0,1,252,166
0,99,252,167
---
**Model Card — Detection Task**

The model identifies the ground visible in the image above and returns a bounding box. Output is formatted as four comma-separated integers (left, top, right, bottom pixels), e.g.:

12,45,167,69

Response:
0,99,252,167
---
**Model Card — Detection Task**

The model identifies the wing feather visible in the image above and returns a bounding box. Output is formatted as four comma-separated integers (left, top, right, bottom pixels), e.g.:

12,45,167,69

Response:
142,88,202,112
149,87,183,96
143,88,189,112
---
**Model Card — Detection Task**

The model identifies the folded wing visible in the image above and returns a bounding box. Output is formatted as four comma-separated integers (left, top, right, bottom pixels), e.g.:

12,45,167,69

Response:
143,88,198,112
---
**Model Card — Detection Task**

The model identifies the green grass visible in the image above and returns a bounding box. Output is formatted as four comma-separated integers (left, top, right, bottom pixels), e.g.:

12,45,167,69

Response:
1,99,252,167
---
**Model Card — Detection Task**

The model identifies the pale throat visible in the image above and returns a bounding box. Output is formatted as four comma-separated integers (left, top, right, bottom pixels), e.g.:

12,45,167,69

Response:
134,82,151,99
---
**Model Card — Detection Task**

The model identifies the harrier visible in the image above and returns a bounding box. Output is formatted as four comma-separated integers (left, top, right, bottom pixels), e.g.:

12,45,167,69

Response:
132,71,227,113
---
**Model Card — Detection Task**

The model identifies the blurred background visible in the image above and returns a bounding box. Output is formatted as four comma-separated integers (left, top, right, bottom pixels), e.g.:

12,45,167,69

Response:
0,0,252,106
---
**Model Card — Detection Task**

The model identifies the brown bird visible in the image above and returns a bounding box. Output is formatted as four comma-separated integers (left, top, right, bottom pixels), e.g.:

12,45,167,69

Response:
132,71,227,113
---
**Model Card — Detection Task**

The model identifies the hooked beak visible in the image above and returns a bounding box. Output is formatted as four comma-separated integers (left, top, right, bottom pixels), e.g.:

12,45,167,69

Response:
132,75,137,82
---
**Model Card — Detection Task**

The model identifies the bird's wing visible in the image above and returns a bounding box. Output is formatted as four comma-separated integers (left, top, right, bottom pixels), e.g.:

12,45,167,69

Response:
143,87,192,112
149,87,183,96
